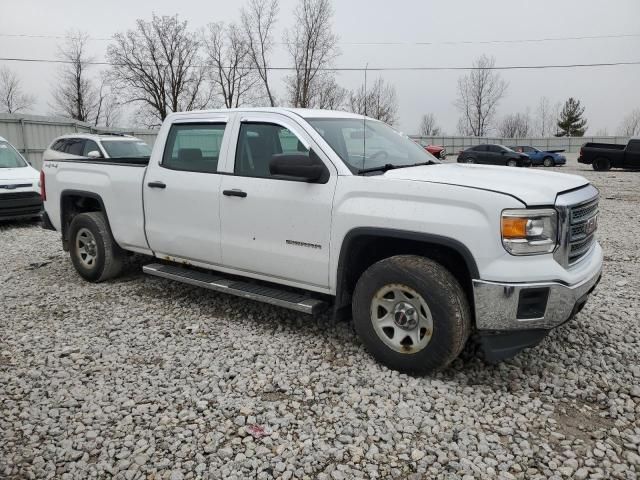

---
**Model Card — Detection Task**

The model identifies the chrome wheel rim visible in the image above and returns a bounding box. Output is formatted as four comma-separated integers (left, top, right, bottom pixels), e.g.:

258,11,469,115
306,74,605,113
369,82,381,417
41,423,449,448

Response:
76,227,98,268
507,160,517,167
370,284,433,354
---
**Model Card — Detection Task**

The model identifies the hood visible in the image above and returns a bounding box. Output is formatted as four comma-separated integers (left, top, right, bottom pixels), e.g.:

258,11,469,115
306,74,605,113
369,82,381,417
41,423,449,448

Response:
0,165,39,185
382,163,589,206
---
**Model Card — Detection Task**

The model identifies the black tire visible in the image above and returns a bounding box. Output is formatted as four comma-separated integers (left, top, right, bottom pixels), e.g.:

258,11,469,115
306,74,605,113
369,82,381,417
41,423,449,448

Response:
69,212,124,282
543,157,554,167
352,255,471,374
507,159,518,167
465,157,475,164
592,157,611,171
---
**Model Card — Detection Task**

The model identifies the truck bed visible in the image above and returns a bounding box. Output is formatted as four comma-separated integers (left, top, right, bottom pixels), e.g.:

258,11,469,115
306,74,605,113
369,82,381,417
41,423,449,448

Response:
42,156,150,253
582,142,625,151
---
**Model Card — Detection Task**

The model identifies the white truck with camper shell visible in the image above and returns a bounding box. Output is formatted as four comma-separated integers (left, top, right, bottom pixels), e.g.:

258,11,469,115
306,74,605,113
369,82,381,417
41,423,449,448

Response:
40,108,603,373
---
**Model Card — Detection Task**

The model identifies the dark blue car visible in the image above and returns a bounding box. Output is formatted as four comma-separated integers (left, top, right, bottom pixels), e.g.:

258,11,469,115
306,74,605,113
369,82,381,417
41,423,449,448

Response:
513,146,566,167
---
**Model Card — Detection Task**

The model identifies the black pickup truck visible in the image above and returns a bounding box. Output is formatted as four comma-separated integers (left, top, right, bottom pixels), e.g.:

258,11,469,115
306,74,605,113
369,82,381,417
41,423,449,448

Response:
578,138,640,171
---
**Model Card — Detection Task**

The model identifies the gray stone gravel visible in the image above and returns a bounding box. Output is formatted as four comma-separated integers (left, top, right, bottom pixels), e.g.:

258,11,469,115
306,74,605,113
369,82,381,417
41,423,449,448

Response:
1,156,639,479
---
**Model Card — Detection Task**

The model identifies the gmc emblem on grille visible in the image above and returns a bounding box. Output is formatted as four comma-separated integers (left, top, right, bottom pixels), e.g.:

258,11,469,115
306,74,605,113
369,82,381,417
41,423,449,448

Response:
585,216,598,236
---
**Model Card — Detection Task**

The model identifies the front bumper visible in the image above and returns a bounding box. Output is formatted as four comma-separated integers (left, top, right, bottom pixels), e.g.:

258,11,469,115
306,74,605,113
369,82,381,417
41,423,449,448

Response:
473,266,602,331
0,191,43,220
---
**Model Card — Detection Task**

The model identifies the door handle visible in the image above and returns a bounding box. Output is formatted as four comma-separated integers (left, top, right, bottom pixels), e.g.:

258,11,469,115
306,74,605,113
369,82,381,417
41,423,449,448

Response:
147,181,166,189
223,189,247,198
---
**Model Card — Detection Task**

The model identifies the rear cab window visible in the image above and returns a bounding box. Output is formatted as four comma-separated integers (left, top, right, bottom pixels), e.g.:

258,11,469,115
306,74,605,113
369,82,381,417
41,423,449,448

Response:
627,140,640,153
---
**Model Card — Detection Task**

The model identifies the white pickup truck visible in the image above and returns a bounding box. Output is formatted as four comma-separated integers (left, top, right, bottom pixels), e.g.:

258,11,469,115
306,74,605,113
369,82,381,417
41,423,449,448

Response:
41,108,602,373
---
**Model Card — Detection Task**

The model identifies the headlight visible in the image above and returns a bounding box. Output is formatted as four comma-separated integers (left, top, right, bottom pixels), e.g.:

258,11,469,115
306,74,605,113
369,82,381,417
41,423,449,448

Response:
501,209,557,255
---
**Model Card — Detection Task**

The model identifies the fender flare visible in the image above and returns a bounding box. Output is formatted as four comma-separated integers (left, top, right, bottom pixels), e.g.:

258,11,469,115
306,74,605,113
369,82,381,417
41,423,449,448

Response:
334,227,480,307
59,189,118,250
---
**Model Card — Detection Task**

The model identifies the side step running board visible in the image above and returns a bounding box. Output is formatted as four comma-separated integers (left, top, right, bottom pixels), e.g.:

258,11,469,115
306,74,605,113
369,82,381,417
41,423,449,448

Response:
143,263,328,315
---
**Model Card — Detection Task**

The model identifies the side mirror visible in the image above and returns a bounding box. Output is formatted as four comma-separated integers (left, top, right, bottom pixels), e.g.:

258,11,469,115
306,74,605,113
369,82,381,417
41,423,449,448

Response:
269,150,327,183
87,150,102,159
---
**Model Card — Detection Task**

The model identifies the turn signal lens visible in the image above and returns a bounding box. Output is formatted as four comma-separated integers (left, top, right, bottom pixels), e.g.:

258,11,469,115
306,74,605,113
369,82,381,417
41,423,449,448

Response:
501,209,558,255
502,217,528,239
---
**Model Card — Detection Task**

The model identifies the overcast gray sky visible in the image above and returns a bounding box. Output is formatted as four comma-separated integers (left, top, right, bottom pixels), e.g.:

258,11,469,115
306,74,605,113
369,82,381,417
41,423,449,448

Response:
1,0,639,134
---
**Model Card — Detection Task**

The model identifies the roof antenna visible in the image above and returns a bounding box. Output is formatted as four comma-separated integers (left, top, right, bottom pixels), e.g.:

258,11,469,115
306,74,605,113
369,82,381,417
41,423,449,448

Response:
363,63,368,171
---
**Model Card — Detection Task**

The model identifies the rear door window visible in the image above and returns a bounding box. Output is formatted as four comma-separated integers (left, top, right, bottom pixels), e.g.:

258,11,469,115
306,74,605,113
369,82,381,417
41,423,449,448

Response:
162,123,226,173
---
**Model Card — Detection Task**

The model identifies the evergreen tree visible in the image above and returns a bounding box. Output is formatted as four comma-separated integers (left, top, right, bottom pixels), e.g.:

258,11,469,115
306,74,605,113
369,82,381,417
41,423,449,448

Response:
556,97,587,137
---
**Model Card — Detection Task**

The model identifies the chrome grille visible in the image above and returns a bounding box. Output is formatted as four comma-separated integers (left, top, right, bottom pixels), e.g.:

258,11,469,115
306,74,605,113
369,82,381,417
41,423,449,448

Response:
570,199,598,225
567,198,598,266
554,185,599,268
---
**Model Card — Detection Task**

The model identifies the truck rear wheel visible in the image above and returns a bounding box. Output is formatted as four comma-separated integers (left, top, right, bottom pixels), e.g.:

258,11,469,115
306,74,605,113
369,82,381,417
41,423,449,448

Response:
69,212,124,282
592,157,611,171
352,255,471,374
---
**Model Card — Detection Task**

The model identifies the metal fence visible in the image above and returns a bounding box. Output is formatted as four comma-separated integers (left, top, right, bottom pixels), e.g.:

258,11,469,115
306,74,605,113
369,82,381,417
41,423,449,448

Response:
0,113,159,170
409,135,631,155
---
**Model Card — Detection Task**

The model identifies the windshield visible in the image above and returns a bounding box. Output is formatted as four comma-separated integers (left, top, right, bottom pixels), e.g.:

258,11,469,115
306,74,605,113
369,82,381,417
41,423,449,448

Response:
307,118,439,172
0,141,28,168
101,140,151,159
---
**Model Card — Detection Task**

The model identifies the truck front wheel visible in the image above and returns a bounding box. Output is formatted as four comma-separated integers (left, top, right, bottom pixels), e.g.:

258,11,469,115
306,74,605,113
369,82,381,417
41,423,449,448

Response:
352,255,471,374
69,212,124,282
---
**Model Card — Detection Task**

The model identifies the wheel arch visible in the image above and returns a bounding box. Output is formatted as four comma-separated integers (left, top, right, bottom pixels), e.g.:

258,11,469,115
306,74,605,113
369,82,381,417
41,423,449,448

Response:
334,227,479,314
60,190,117,251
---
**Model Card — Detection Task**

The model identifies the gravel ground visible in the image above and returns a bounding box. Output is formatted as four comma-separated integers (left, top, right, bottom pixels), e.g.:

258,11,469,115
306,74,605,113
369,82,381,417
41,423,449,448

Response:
1,155,639,480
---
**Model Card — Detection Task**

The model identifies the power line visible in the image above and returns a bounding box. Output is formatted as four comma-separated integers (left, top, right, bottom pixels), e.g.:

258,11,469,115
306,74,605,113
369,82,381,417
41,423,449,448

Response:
1,32,639,46
1,56,640,71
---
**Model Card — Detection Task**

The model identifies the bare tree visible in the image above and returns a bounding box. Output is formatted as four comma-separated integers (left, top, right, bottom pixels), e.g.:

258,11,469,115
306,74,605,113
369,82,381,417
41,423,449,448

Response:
50,32,100,122
0,67,35,113
418,113,441,136
498,112,531,138
619,108,640,136
535,96,556,136
455,55,508,136
241,0,279,106
284,0,339,108
93,77,121,127
205,22,259,108
313,75,346,110
348,77,398,124
106,14,209,126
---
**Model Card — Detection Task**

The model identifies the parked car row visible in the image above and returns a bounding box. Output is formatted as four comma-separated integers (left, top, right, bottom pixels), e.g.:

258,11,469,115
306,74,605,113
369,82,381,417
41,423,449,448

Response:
456,144,568,168
0,133,151,222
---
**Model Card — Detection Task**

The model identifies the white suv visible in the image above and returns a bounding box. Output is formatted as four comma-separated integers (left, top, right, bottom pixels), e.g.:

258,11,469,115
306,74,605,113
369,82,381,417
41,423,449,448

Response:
43,133,151,161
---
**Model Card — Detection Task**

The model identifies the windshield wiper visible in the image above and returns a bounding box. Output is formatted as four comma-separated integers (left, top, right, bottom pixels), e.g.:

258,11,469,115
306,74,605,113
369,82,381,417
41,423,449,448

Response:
356,161,434,175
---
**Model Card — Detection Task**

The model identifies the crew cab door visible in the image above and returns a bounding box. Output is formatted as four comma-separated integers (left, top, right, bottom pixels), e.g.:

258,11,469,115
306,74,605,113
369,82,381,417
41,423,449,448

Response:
219,114,337,289
143,116,231,265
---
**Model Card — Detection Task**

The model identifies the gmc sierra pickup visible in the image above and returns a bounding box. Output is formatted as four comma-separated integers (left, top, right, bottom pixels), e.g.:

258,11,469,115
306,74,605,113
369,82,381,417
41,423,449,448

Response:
41,108,603,373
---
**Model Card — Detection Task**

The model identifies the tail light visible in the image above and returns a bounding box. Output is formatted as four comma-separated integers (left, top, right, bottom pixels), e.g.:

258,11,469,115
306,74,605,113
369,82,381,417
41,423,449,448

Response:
40,169,46,201
579,147,583,157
